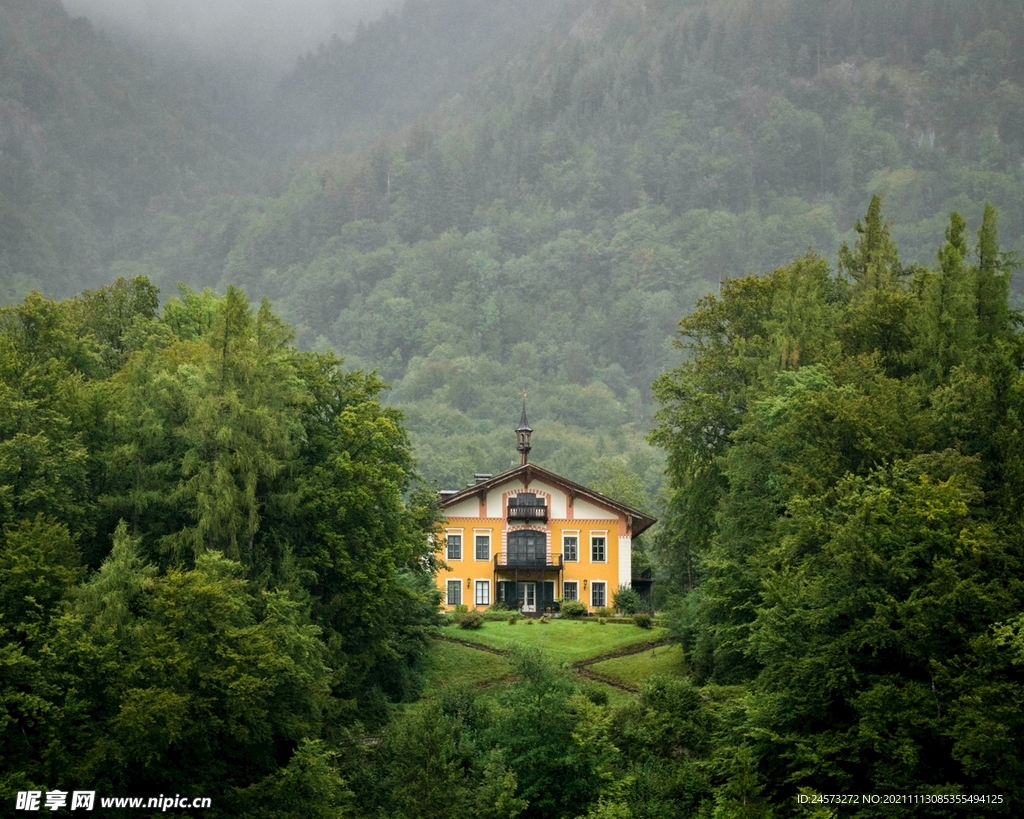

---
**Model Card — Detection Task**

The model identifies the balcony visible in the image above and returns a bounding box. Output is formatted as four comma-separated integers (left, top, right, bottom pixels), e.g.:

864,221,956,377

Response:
507,505,548,522
507,501,548,522
495,551,563,570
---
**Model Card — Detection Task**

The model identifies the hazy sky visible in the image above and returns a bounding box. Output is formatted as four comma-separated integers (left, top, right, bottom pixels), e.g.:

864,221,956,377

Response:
62,0,403,70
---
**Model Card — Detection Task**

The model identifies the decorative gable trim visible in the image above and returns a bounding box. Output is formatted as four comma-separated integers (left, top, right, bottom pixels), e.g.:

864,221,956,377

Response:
440,463,655,537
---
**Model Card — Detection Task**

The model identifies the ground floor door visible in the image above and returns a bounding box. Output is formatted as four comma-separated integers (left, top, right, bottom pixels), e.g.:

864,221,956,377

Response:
497,579,560,612
542,581,556,612
523,582,536,613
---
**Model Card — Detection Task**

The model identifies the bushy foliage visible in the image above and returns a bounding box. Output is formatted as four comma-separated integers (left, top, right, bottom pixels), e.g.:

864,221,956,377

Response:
613,585,644,615
456,610,485,629
560,600,588,618
633,613,653,629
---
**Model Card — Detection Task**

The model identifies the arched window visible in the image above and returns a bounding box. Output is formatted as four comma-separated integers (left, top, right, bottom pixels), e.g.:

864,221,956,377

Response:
507,529,547,564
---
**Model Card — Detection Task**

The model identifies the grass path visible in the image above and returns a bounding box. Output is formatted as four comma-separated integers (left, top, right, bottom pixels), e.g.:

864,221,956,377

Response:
438,619,669,663
431,620,679,695
422,639,515,692
571,636,674,692
585,642,685,691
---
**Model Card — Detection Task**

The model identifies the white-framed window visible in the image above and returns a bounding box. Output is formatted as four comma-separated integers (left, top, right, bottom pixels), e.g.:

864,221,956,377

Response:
563,534,579,562
447,533,462,561
475,580,490,606
475,533,490,561
591,581,606,608
591,535,606,562
447,579,462,606
562,580,578,601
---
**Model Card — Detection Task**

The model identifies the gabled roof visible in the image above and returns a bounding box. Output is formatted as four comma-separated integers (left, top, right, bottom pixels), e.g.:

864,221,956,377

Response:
440,463,657,538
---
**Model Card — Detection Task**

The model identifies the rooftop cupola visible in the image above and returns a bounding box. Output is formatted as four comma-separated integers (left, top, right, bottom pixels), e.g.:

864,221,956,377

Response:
516,398,532,465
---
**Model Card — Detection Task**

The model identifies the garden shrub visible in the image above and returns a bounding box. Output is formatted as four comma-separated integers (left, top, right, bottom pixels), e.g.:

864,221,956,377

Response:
561,600,587,618
613,586,644,615
456,610,485,629
633,612,653,629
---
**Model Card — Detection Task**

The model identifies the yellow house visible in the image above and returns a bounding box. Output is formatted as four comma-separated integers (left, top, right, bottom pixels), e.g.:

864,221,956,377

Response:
437,405,656,613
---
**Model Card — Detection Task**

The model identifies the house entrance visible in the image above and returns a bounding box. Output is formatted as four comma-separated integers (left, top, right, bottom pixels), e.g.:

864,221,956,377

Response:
523,583,536,613
497,580,558,612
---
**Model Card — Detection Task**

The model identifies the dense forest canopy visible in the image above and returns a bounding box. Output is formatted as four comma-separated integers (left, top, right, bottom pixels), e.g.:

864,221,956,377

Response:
651,197,1024,809
0,278,442,813
3,0,1024,815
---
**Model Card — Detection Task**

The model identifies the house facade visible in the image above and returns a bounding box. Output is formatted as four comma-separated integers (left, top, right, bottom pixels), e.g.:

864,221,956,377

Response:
437,407,655,613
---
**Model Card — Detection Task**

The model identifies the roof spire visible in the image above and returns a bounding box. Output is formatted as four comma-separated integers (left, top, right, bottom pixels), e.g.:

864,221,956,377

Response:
516,392,532,465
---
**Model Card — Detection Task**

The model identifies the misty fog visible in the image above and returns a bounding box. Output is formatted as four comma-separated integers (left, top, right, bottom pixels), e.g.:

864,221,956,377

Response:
62,0,403,72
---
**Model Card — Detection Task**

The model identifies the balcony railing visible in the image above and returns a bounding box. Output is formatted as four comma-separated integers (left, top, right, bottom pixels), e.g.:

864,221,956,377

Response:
507,503,548,522
495,551,563,570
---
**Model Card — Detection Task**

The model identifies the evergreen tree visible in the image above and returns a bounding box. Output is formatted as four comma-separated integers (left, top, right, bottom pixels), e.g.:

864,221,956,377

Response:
910,211,979,384
174,286,305,562
837,194,901,291
836,197,914,374
974,202,1013,343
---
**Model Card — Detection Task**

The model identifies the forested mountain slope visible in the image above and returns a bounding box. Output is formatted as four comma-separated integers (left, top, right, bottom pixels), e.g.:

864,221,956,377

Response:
0,0,264,301
6,0,1024,495
272,0,574,155
4,211,1021,813
150,0,1024,491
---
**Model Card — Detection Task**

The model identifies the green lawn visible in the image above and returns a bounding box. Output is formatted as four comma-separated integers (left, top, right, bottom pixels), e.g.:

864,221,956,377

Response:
440,619,669,664
422,640,514,694
588,643,685,689
419,643,635,709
